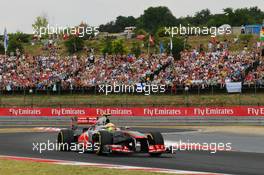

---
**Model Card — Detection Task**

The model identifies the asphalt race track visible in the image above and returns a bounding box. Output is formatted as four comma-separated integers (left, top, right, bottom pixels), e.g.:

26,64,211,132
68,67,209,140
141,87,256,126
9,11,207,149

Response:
0,127,264,175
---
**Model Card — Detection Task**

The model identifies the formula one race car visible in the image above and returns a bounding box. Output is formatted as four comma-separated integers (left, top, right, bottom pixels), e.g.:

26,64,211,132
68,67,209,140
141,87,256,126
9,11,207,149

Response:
57,115,166,156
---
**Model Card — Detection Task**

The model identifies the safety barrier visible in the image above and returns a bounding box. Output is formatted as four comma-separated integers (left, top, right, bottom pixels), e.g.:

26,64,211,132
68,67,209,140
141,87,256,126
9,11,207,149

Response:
1,107,264,117
1,107,264,126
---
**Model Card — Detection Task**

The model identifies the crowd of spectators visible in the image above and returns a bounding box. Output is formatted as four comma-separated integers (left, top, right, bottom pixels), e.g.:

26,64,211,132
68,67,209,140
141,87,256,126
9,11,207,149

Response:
0,47,263,92
174,49,262,88
244,59,264,86
0,53,171,91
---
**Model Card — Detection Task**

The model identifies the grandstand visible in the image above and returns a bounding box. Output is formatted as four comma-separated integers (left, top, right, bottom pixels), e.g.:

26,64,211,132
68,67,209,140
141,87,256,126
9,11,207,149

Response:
0,46,263,94
0,43,263,108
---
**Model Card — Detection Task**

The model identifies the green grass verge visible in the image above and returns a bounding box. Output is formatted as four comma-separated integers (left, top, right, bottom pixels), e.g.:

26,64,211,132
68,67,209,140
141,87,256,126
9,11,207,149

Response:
0,94,263,107
24,34,259,56
0,159,170,175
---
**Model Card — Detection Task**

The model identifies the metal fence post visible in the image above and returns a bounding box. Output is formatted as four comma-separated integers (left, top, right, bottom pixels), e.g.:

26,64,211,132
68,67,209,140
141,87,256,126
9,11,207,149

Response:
239,93,241,105
31,94,33,107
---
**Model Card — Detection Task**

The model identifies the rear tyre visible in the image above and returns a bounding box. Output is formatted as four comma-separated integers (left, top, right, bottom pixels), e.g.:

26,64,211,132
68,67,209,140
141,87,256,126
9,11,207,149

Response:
96,131,113,155
57,129,74,151
148,132,164,157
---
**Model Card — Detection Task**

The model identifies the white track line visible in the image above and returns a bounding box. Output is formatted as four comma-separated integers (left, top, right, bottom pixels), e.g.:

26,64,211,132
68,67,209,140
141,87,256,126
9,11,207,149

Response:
0,155,228,175
34,127,64,132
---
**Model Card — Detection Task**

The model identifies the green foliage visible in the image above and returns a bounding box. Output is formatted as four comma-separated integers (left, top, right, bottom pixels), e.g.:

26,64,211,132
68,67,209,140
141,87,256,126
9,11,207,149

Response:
166,37,185,59
101,39,127,55
193,9,211,26
131,42,141,57
64,36,84,54
239,34,253,44
102,39,113,54
223,7,262,26
99,16,136,33
137,6,176,33
205,7,264,27
135,28,147,36
100,6,264,33
0,43,4,54
156,27,168,37
9,32,31,43
112,39,127,55
7,38,24,55
32,15,49,38
206,14,228,27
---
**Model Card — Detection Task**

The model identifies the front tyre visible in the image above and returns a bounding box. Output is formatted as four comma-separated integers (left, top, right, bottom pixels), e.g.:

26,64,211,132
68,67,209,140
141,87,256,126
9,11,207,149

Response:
147,132,164,157
95,131,113,155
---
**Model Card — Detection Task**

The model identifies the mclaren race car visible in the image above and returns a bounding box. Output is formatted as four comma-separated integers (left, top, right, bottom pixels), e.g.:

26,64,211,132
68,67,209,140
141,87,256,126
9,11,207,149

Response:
57,115,166,156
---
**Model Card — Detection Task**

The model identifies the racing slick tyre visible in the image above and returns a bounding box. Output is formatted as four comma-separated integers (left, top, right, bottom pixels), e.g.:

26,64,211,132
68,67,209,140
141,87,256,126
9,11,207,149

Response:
148,132,164,157
96,131,113,155
57,129,74,151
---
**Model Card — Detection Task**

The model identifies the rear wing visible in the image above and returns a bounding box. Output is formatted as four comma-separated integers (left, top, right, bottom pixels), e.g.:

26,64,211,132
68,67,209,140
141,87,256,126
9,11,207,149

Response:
71,116,98,129
77,117,97,125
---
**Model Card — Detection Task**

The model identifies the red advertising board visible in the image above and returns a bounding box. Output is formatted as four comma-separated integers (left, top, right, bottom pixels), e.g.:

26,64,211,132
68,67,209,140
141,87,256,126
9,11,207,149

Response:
0,107,264,117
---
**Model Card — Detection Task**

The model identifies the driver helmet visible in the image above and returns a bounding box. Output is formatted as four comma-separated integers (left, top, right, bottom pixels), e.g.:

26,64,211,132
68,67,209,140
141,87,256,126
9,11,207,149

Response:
105,123,116,132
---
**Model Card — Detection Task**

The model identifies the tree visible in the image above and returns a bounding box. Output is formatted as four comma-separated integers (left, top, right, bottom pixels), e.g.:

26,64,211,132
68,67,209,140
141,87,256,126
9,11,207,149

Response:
131,42,141,57
99,6,264,34
9,32,31,43
156,27,168,37
115,16,137,32
137,6,177,33
112,39,127,55
222,7,264,26
7,38,24,55
166,37,185,59
0,43,4,54
99,16,136,33
99,21,115,33
101,39,113,55
193,9,211,26
32,15,49,37
206,14,228,27
231,8,255,25
239,34,253,44
135,28,147,36
64,35,84,54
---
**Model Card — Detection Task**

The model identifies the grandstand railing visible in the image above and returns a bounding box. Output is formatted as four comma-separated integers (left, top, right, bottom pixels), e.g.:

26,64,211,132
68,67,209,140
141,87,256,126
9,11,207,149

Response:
0,84,264,107
1,83,264,95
